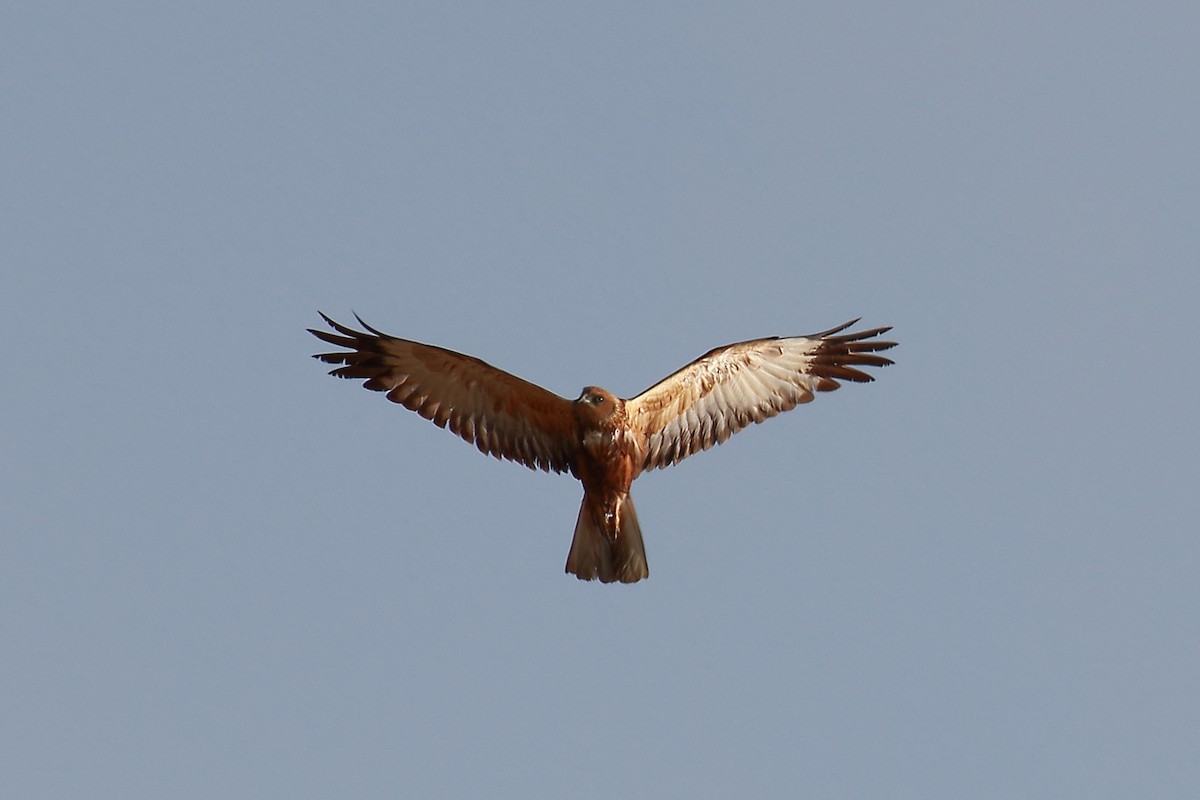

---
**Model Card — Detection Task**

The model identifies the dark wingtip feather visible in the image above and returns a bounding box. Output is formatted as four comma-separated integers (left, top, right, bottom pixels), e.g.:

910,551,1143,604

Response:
309,312,385,370
806,319,897,388
806,318,862,339
351,312,391,339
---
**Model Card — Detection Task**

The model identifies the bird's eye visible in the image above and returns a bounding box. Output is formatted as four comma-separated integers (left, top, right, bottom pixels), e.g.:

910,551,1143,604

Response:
591,395,604,405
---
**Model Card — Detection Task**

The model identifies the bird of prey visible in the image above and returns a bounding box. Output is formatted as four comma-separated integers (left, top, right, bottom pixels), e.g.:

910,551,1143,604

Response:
309,313,896,584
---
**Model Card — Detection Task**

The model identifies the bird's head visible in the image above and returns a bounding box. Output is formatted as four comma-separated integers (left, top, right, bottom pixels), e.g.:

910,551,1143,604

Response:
574,386,621,424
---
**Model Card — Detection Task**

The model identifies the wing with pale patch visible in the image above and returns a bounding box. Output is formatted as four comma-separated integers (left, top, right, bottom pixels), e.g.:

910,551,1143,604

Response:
625,320,897,470
309,313,576,473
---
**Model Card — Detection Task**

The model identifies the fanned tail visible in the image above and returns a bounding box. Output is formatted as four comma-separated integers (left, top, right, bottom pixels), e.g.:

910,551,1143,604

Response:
565,494,648,584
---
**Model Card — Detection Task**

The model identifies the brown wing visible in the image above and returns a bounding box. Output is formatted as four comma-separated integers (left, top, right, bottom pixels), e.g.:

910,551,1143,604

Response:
625,320,897,470
309,313,576,473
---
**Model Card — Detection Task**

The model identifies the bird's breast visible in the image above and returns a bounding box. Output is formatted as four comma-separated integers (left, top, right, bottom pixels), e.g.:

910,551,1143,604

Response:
575,427,645,493
581,428,614,454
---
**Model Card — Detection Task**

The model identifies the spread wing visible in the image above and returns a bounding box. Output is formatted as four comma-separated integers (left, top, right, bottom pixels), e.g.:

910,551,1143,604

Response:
309,313,576,473
625,320,897,470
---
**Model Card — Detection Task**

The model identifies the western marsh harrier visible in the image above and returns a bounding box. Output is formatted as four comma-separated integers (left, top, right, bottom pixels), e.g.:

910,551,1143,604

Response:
309,313,896,584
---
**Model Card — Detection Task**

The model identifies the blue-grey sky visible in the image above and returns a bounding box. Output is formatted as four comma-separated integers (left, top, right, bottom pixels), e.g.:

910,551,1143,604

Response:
3,2,1197,798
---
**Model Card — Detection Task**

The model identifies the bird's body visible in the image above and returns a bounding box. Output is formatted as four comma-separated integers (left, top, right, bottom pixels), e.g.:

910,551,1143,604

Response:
309,313,896,583
566,389,648,581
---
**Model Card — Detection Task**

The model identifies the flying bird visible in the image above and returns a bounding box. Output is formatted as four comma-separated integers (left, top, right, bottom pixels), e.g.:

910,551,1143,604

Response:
309,313,896,584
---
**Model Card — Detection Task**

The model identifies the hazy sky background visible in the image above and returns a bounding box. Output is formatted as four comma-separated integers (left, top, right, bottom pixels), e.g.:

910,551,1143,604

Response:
4,2,1198,797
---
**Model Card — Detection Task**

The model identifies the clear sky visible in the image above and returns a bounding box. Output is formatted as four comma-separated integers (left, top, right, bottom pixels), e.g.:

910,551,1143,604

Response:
3,2,1198,798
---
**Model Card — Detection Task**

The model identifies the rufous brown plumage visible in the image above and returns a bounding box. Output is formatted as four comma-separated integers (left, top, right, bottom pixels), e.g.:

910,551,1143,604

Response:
309,313,896,584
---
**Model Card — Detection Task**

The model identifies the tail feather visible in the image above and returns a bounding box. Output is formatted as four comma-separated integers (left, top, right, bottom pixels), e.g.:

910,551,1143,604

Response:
565,494,648,584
